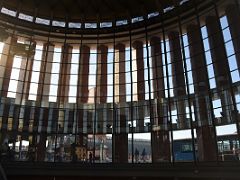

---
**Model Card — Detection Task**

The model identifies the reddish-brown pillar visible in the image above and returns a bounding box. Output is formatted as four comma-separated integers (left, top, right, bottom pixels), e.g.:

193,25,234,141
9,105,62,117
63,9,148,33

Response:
132,41,145,101
0,36,16,143
96,45,108,133
187,24,217,161
1,36,18,97
0,104,10,144
0,37,13,94
114,43,126,103
36,43,55,104
132,41,145,131
15,41,36,142
77,45,90,104
206,16,233,123
225,5,240,73
77,45,90,147
96,45,108,103
150,36,170,162
15,41,36,103
168,31,187,129
36,108,49,161
57,44,72,133
57,44,72,104
35,43,54,161
113,43,128,163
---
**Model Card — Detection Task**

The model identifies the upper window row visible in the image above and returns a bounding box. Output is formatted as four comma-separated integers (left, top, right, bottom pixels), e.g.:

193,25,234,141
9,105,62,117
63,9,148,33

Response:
0,0,189,29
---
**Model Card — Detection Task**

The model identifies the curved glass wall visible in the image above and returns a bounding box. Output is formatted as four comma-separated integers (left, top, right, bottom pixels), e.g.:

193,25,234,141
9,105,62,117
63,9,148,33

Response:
0,0,239,164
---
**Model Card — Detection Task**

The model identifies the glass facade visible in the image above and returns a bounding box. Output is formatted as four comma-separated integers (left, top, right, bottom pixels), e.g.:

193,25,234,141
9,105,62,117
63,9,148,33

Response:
0,0,239,165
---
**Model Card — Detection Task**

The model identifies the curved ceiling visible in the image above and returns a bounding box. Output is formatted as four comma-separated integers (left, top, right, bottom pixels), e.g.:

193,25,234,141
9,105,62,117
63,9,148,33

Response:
3,0,178,22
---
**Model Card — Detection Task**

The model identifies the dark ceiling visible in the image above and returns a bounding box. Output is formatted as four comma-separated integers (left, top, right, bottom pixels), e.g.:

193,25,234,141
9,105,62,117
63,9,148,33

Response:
2,0,178,22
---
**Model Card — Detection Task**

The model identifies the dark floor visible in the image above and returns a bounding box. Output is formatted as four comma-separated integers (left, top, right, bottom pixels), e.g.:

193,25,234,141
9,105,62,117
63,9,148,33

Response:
6,176,240,180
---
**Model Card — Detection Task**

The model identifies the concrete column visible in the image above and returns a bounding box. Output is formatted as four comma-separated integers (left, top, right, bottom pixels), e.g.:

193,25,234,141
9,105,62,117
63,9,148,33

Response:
113,43,128,163
57,44,72,104
36,43,55,104
150,36,170,162
206,16,233,123
1,36,18,97
187,24,217,161
168,31,187,129
225,5,240,74
132,41,145,131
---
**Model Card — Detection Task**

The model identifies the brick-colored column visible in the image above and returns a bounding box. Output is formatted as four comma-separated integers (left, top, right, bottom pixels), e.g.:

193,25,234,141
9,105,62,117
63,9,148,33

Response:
114,43,126,103
36,108,49,161
14,41,36,144
132,41,145,131
0,103,10,144
0,36,16,143
96,45,108,103
1,36,18,97
57,44,72,133
68,110,74,134
187,24,217,161
132,41,145,101
35,43,54,161
225,5,240,74
36,43,55,104
0,36,12,94
113,43,128,163
77,45,90,103
77,45,90,148
150,36,170,162
206,16,233,123
57,44,72,104
15,41,36,104
168,31,187,129
96,45,108,133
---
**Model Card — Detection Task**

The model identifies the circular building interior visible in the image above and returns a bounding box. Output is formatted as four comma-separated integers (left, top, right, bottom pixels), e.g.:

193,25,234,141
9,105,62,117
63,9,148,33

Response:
0,0,240,179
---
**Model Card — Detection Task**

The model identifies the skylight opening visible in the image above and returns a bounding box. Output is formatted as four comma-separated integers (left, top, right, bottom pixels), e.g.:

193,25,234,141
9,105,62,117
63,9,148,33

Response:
1,7,17,17
116,20,128,26
18,13,33,22
163,6,175,13
69,22,81,28
52,20,66,27
100,22,112,28
148,12,159,19
35,17,50,25
131,16,144,23
180,0,189,5
85,23,97,29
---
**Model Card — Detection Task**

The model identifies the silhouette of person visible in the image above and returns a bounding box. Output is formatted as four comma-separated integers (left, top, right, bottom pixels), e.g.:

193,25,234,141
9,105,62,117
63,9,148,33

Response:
89,152,93,163
134,148,139,163
141,148,146,162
